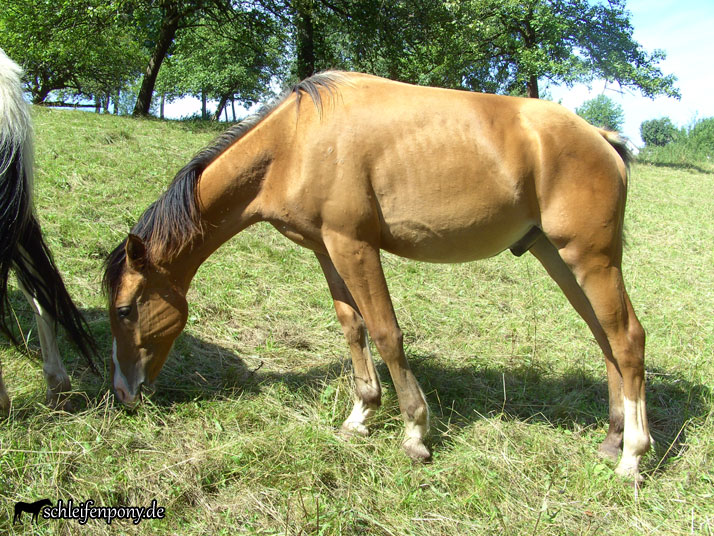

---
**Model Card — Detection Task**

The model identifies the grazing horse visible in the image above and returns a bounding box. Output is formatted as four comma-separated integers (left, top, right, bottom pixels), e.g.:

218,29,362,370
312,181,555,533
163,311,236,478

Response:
104,72,650,480
13,498,52,524
0,49,96,411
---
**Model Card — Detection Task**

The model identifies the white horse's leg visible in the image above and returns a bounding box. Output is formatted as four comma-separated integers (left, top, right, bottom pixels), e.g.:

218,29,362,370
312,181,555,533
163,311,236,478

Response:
18,285,72,409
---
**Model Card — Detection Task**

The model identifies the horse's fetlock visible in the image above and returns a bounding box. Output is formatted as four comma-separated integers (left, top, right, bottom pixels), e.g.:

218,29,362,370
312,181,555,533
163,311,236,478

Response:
356,383,381,408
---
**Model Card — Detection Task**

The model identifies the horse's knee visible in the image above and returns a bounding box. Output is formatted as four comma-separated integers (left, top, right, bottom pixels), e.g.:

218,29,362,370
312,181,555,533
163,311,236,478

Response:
628,318,645,352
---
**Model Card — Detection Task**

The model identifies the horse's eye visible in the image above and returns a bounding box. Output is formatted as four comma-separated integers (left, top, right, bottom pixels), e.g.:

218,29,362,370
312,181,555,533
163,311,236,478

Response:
117,306,132,319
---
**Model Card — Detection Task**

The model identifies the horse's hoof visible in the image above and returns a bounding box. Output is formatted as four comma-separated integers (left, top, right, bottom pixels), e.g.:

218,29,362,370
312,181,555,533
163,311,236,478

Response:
597,441,621,462
46,391,75,413
615,460,644,483
341,420,370,437
402,437,431,462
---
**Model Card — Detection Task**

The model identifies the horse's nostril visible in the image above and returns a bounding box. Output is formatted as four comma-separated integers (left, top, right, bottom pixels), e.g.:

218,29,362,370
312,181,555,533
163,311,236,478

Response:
114,384,129,403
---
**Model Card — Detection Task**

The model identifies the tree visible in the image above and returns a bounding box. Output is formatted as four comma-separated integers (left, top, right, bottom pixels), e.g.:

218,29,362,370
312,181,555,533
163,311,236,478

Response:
576,94,624,131
686,118,714,156
430,0,680,99
156,10,285,119
0,0,144,104
3,0,680,117
130,0,206,116
276,0,679,102
259,0,458,84
640,117,677,146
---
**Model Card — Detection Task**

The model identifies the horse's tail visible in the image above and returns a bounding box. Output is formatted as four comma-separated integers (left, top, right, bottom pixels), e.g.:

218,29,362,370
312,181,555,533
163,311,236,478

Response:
1,49,34,343
598,128,634,173
0,49,97,370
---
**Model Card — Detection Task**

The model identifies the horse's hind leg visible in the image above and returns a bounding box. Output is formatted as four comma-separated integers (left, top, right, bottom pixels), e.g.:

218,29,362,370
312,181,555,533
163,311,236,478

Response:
533,232,649,480
530,236,624,460
322,236,430,461
577,261,648,480
18,285,73,410
315,252,382,436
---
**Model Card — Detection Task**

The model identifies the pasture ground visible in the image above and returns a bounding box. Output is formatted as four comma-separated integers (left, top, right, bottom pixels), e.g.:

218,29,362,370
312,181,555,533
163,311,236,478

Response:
0,108,712,535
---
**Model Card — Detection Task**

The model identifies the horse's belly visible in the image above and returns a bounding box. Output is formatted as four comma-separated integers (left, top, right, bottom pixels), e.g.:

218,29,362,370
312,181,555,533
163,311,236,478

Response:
379,204,532,263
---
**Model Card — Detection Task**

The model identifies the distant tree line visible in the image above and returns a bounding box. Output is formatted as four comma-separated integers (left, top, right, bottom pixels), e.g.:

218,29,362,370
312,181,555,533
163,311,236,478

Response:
0,0,680,119
637,116,714,169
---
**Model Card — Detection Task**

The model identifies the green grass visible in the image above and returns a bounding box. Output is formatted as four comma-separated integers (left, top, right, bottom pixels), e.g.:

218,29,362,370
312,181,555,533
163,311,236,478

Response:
1,108,713,535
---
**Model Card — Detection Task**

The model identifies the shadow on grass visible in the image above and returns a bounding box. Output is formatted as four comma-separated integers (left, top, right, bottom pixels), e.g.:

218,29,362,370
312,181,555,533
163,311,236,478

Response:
4,296,710,478
405,355,710,477
636,158,713,174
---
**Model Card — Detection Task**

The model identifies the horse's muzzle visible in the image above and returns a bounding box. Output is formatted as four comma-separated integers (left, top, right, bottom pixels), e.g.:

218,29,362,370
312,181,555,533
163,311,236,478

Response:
114,381,142,409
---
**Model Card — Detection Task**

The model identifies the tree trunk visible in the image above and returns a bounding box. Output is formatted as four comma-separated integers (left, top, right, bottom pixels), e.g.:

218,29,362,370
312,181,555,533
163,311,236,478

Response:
201,90,207,120
526,75,539,98
295,0,316,80
32,73,53,104
231,98,236,122
115,89,120,115
213,94,230,121
160,93,165,119
133,8,181,116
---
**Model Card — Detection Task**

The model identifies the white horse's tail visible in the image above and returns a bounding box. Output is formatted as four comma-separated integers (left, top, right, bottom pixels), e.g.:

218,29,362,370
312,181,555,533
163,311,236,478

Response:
0,48,34,226
0,48,97,368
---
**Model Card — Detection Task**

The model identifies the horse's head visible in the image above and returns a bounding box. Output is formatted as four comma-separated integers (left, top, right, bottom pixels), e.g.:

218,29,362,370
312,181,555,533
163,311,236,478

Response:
107,234,188,408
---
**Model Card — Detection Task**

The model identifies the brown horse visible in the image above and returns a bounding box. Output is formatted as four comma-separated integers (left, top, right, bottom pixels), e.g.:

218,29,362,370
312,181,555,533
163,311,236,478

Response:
104,72,650,481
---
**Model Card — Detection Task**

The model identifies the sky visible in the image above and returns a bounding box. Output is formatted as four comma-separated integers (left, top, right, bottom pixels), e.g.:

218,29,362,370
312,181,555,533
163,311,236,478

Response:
547,0,714,145
165,0,714,146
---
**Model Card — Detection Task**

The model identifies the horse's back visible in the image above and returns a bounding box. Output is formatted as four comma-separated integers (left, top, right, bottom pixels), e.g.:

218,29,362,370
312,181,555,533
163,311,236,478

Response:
297,74,618,261
269,73,627,262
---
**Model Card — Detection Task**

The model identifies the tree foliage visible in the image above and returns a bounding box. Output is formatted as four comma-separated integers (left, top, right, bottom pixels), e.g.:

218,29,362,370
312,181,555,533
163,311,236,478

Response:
439,0,680,98
576,94,624,132
638,116,714,169
640,117,677,147
156,9,285,118
0,0,144,103
1,0,681,116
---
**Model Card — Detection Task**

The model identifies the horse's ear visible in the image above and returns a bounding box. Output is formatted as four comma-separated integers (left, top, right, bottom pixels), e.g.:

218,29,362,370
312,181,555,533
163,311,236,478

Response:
125,234,147,272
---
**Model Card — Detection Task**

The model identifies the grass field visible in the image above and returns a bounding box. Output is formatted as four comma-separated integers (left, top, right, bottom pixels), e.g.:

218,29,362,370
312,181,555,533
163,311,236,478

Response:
1,108,712,535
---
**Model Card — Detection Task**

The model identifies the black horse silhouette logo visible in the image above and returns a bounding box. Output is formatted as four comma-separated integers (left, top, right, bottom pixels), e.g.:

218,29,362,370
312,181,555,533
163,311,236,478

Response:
13,498,52,524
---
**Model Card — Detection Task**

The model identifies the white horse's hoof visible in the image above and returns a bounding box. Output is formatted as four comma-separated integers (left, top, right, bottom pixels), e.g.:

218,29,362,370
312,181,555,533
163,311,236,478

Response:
340,420,370,437
402,437,431,462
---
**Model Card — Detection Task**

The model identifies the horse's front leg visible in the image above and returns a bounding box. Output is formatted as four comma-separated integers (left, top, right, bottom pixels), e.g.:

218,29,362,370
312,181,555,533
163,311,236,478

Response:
321,236,431,461
315,253,381,436
0,365,10,412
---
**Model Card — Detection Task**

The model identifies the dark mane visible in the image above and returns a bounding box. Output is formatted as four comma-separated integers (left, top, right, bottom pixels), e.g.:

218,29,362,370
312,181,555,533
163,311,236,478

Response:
103,71,348,299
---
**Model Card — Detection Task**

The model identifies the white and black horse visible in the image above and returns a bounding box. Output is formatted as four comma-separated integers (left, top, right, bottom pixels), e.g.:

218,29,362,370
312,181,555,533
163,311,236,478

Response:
0,49,96,410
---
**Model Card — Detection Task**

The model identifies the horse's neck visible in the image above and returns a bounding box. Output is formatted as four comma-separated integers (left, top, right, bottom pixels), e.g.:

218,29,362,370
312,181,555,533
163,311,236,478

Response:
166,118,286,290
